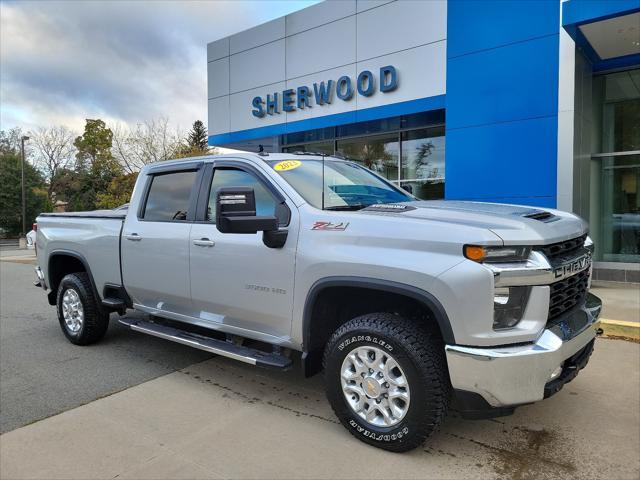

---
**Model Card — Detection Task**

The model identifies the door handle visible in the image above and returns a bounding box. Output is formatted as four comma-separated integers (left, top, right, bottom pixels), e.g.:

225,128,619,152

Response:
193,238,215,247
124,233,142,241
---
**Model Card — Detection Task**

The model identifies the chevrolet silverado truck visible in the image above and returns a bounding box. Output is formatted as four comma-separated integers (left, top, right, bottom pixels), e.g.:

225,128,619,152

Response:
34,153,602,452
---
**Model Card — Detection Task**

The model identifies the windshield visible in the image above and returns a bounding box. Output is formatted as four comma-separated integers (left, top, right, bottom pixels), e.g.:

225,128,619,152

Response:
267,159,413,210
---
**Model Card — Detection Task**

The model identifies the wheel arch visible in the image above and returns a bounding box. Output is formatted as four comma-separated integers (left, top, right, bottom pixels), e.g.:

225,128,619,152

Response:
47,250,101,306
301,276,455,377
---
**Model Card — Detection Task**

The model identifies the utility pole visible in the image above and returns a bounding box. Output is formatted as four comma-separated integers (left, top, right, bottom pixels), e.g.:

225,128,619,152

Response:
20,135,30,236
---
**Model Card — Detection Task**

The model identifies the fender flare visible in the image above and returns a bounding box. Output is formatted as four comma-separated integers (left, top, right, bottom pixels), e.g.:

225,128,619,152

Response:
302,276,456,350
47,249,102,306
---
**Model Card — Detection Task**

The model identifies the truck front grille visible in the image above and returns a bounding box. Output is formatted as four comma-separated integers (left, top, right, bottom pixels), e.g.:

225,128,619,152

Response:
548,269,590,320
536,234,587,260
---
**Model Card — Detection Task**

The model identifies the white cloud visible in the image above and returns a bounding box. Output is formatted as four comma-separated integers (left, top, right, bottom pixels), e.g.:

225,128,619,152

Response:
0,0,318,133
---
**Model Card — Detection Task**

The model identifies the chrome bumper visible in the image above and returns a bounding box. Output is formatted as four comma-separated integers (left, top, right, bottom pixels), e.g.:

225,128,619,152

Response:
445,293,602,408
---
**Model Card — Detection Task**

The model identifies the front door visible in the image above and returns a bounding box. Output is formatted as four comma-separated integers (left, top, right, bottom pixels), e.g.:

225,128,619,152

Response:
189,162,298,340
121,167,200,316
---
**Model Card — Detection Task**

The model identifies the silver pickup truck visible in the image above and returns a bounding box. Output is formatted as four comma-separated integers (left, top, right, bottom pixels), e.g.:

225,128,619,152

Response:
35,153,601,452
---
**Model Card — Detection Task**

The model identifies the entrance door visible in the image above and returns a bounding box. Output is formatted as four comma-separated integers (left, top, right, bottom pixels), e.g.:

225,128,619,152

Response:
189,162,298,340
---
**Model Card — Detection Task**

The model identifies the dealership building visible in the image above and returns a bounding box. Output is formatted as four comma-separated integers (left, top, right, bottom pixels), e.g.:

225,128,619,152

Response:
207,0,640,281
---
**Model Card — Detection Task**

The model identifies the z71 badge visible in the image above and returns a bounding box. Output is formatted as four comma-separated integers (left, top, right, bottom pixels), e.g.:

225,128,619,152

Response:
312,221,349,231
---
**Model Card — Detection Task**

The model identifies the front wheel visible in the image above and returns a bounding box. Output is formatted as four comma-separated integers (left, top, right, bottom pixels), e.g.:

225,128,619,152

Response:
323,313,449,452
56,272,109,345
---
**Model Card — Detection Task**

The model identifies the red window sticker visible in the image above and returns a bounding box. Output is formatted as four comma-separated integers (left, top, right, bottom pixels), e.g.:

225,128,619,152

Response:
311,221,350,231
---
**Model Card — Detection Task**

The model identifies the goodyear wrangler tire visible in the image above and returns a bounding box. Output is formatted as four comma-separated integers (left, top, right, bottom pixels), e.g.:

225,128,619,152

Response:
56,273,109,345
323,313,449,452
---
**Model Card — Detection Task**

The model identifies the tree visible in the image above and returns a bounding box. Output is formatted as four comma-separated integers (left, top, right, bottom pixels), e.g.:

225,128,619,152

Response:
30,126,76,200
112,118,185,173
63,119,122,211
187,120,208,152
96,172,138,209
177,120,219,158
0,127,24,156
0,142,49,236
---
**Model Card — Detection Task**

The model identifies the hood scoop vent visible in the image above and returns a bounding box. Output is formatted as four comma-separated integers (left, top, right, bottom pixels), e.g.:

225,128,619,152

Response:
523,210,557,222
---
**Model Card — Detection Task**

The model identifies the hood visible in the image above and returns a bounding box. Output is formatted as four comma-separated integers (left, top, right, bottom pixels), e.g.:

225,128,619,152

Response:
359,200,588,245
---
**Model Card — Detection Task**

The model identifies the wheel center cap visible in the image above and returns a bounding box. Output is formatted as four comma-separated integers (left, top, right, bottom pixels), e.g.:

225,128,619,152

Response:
363,376,382,398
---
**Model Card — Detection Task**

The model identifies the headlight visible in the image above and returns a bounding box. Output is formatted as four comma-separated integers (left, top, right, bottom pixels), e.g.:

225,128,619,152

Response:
464,245,531,263
493,286,530,330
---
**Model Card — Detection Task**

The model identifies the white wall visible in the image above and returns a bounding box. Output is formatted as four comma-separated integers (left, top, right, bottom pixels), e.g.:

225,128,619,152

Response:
207,0,447,136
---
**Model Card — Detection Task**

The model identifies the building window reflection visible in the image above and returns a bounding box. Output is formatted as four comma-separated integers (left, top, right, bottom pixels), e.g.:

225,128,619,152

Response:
280,111,446,200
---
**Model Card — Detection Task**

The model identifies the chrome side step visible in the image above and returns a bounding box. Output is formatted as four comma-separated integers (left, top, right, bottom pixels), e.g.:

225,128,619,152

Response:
118,318,292,370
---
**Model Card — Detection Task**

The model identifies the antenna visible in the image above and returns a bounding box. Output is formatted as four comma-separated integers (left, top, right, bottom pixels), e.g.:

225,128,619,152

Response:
321,153,326,210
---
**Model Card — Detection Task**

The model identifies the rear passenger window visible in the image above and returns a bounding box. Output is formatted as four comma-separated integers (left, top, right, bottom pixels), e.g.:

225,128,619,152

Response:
142,171,196,221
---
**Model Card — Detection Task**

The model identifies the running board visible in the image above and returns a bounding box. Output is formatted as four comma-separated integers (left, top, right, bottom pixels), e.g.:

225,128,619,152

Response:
118,318,292,370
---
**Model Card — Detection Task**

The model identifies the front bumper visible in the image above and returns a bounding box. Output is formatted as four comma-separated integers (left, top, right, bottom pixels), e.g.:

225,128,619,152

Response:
446,293,602,408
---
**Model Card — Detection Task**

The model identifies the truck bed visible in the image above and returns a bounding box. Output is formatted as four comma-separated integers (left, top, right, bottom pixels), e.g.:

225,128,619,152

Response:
36,212,125,297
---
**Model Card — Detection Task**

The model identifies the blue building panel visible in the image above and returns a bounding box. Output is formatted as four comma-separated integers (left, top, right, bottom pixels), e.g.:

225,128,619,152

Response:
562,0,640,30
445,0,561,208
446,34,559,129
446,0,560,59
445,116,558,206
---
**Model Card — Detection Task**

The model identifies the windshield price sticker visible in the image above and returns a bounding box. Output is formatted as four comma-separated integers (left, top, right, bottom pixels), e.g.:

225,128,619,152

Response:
274,160,302,172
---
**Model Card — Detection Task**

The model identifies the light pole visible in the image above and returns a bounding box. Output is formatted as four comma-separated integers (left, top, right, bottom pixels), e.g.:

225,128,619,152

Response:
20,135,30,236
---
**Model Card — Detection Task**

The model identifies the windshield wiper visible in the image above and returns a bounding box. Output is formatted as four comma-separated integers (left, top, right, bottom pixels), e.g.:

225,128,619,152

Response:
324,204,369,211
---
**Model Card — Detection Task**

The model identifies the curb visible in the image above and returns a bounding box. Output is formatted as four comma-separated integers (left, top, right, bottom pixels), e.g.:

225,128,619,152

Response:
597,318,640,341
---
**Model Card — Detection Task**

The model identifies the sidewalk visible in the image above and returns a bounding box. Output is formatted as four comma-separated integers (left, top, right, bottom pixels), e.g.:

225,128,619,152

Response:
591,281,640,339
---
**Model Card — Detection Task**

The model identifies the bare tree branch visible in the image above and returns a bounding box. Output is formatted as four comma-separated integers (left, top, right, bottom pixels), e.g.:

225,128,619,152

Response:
30,126,76,198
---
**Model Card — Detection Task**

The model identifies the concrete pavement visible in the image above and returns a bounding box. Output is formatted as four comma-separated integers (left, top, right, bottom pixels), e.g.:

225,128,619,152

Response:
1,338,639,480
0,260,212,434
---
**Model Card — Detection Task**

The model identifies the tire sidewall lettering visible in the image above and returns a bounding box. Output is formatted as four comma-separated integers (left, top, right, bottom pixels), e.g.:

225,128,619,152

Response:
348,419,409,442
337,335,392,352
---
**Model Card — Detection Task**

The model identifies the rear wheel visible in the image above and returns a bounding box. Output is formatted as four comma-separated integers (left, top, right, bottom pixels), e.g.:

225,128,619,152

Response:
323,313,449,452
56,273,109,345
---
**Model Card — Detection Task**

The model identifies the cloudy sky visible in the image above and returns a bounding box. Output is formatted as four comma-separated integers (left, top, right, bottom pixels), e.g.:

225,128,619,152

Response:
0,0,318,133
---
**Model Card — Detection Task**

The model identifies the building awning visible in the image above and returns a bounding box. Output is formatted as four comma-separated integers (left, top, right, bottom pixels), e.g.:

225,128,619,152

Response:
562,0,640,72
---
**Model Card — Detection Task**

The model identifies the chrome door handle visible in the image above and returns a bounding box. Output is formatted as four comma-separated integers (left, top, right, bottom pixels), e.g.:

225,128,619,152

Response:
193,238,215,247
124,233,142,241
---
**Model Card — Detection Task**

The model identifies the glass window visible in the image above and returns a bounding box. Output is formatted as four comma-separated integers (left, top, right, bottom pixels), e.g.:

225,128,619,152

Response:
267,159,412,210
336,117,401,138
601,69,640,153
400,127,445,199
593,154,640,262
142,171,196,221
336,133,399,181
207,168,279,223
282,140,334,155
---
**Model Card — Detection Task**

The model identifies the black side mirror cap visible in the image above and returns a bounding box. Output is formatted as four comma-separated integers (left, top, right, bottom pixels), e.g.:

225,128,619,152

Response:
263,229,288,248
216,186,279,234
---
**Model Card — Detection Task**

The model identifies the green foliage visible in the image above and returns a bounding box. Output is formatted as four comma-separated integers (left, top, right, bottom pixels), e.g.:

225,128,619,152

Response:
0,151,49,236
187,120,208,152
60,119,122,211
96,172,138,209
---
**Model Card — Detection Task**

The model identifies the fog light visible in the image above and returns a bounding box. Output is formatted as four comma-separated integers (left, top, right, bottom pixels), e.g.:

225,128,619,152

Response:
549,365,563,381
493,286,530,330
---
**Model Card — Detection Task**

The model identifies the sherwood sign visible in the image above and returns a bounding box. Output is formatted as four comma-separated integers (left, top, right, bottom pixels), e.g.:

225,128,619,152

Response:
251,65,398,118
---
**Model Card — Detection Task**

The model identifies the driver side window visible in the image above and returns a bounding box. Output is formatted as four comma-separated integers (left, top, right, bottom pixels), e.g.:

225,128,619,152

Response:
207,168,279,223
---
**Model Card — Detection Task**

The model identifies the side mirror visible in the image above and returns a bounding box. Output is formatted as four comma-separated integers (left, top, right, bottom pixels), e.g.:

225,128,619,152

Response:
216,187,278,234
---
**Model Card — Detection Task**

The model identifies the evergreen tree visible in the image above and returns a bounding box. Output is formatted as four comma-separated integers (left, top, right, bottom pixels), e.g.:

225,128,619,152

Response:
186,120,209,154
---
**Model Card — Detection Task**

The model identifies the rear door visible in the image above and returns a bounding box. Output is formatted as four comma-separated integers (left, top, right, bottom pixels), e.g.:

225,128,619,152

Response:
121,163,203,317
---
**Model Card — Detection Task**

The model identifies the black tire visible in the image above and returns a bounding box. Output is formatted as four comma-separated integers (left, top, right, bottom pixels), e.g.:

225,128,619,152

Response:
323,313,449,452
56,272,109,345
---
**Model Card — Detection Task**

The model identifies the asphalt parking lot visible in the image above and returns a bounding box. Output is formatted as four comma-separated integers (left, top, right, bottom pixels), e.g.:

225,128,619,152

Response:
1,255,639,479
